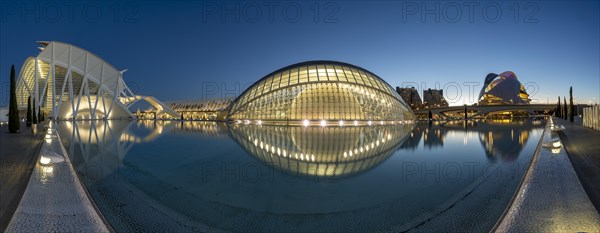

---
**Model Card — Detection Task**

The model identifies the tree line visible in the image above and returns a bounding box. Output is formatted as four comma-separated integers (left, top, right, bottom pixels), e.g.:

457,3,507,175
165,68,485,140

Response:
6,64,45,133
555,86,576,122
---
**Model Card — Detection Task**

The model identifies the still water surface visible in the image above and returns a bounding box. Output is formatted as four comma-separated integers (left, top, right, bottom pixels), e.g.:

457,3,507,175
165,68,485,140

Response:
57,119,545,232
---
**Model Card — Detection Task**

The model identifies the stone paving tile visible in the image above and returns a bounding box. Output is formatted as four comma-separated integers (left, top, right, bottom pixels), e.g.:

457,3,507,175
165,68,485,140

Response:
0,122,46,231
555,116,600,212
494,123,600,232
5,129,109,232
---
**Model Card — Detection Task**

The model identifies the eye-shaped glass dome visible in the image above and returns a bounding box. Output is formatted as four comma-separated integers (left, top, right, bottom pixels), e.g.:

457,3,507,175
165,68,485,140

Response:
228,61,414,125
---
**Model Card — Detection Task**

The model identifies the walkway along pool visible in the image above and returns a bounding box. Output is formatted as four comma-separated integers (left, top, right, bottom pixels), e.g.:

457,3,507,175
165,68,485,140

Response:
56,118,546,232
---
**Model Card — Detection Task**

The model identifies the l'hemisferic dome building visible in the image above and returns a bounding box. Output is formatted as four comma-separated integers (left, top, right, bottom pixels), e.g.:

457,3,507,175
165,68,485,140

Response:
478,71,530,105
227,61,415,126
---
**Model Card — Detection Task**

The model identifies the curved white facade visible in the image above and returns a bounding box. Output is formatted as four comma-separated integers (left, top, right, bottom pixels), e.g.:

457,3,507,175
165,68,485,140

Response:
16,41,179,120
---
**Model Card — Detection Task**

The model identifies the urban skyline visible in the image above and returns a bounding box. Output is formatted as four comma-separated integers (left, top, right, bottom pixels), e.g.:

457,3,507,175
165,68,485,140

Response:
0,1,598,106
1,1,600,232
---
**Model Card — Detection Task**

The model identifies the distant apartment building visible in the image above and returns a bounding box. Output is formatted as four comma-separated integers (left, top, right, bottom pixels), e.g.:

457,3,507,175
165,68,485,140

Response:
423,88,448,108
396,87,423,110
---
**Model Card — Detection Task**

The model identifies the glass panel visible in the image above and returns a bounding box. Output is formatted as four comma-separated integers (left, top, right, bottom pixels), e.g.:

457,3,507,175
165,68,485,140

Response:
335,66,347,82
308,66,318,82
353,68,365,85
289,68,299,85
254,79,265,97
317,65,328,81
326,65,337,81
344,67,356,83
280,70,290,88
299,66,308,83
271,73,281,91
262,76,273,94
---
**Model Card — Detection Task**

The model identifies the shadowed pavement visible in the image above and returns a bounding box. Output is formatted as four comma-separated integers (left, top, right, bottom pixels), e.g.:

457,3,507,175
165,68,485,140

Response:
555,117,600,213
0,122,44,232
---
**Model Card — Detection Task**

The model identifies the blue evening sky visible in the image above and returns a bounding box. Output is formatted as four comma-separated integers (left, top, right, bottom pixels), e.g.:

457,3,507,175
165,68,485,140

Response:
1,1,598,106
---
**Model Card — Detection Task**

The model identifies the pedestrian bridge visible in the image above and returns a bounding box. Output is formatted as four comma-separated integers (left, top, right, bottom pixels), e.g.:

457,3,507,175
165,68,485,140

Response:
413,104,555,118
121,95,181,119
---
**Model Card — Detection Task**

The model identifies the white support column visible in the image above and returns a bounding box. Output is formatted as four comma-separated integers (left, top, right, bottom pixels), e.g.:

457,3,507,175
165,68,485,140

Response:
49,43,57,119
56,69,70,118
74,78,86,119
34,58,38,110
107,73,120,118
56,45,72,119
114,74,120,100
74,53,89,119
69,72,75,121
85,78,93,120
91,63,104,119
51,64,56,119
101,88,108,119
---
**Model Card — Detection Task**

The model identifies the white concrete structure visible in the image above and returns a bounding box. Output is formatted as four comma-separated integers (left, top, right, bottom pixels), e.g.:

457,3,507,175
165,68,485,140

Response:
583,105,600,130
0,107,8,122
16,41,179,120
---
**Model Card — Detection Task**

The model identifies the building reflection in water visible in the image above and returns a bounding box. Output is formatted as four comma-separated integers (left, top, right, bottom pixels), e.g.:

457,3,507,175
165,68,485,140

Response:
56,118,543,177
228,123,414,177
400,118,543,162
53,118,545,232
56,120,133,181
423,127,446,149
56,120,231,173
135,120,230,138
399,127,422,151
478,119,534,161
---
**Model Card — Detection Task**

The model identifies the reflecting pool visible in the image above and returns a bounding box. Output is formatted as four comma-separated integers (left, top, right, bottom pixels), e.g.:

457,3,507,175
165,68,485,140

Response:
56,118,546,232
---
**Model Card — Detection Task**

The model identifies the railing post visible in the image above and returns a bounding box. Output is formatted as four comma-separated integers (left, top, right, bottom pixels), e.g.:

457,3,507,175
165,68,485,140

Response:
583,108,590,127
585,107,588,127
590,106,599,130
594,105,600,130
594,106,596,129
584,108,588,127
